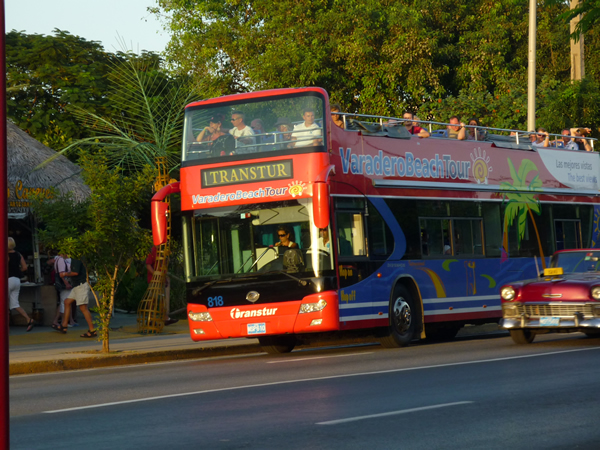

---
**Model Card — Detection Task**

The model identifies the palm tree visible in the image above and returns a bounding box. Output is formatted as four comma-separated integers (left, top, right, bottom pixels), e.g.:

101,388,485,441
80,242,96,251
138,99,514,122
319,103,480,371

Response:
500,158,546,269
38,52,199,174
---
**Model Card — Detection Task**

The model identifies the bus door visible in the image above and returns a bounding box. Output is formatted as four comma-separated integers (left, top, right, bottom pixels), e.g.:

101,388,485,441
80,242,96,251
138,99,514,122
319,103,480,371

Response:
335,198,393,328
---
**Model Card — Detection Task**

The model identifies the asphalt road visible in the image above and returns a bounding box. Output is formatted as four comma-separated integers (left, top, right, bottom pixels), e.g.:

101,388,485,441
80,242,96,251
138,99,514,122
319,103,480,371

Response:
10,331,600,449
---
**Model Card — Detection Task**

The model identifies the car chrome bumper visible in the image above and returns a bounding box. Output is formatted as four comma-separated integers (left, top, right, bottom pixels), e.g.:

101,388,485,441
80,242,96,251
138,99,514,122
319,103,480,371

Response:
500,316,600,329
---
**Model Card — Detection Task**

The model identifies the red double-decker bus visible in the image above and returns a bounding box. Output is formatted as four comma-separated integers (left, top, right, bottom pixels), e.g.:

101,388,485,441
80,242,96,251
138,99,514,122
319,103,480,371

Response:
152,87,600,353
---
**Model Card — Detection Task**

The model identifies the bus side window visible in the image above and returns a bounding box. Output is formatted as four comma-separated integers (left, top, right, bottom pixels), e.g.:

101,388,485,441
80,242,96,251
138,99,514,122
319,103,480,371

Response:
367,203,394,258
336,212,365,257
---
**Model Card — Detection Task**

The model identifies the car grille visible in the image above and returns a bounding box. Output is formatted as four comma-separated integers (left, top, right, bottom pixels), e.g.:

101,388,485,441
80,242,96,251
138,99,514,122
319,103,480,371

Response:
503,303,596,318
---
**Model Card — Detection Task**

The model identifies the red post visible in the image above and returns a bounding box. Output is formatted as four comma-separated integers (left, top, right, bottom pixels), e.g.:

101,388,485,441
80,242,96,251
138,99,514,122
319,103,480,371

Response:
0,1,10,448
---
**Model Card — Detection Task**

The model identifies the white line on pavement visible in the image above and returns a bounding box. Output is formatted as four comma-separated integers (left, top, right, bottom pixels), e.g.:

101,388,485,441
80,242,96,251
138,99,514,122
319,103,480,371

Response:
316,401,474,425
43,346,600,414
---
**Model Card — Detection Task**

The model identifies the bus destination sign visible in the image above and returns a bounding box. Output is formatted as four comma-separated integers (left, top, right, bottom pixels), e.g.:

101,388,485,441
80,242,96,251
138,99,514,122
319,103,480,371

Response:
201,160,294,188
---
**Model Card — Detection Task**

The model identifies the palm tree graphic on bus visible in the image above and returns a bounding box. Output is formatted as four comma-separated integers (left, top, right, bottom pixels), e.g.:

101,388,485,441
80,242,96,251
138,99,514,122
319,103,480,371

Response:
500,158,546,268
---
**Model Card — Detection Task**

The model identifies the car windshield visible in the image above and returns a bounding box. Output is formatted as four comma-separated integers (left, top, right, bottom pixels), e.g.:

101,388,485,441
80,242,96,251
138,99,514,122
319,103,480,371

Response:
182,93,325,162
553,251,600,273
183,198,334,281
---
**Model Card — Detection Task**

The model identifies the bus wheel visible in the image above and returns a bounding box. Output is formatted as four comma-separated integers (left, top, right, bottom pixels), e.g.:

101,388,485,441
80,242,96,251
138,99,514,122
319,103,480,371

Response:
380,285,417,348
258,336,296,354
510,329,535,344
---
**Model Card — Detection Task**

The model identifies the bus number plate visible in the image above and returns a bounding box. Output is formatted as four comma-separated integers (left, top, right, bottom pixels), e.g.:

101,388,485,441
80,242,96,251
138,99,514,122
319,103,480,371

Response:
247,323,266,335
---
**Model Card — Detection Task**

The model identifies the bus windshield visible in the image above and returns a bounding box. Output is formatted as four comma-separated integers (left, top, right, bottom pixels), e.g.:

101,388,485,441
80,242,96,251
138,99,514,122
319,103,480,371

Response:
182,93,325,162
183,198,334,281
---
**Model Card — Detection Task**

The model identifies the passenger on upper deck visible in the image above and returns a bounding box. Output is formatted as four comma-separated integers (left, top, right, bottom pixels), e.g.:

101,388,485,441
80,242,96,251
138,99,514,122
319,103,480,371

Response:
251,119,274,145
274,118,294,150
465,117,487,141
402,112,430,138
196,114,226,143
554,129,579,150
229,111,256,153
331,104,345,129
292,108,322,147
531,128,550,148
443,116,466,140
571,127,593,152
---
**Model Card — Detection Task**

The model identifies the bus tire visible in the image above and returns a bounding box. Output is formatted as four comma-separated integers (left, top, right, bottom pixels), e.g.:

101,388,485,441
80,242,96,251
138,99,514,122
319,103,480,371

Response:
258,336,296,354
510,329,535,344
380,285,418,348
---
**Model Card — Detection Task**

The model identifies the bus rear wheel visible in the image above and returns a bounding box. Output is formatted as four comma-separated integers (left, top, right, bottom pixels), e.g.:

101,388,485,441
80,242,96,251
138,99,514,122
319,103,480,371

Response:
258,336,296,354
510,329,535,344
380,285,418,348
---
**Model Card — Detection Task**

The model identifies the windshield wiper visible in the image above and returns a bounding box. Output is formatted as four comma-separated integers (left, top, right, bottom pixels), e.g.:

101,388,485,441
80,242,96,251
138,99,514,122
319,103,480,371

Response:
276,270,309,286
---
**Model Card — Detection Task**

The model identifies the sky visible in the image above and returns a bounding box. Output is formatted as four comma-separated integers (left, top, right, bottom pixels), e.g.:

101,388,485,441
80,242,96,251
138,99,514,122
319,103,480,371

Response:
5,0,171,54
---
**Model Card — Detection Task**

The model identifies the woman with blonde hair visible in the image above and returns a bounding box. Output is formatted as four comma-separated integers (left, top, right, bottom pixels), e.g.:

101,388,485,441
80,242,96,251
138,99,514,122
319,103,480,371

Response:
8,237,34,331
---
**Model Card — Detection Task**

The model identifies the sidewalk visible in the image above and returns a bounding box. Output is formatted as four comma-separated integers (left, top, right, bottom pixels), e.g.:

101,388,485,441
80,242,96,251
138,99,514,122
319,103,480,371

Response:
8,312,261,376
9,313,504,376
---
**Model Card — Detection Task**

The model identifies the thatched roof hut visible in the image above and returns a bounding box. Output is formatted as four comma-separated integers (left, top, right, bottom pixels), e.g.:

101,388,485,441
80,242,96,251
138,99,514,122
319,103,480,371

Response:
7,120,90,216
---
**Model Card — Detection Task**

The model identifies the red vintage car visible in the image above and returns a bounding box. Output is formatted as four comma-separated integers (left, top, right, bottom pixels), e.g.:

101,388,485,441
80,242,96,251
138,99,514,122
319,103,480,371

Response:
500,249,600,344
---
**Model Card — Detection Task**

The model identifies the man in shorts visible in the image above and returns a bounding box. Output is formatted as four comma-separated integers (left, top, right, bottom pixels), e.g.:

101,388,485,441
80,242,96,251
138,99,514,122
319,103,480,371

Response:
56,258,97,338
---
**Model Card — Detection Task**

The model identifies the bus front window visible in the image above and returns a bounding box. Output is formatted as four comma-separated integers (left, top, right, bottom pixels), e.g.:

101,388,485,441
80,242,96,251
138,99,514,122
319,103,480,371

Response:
186,199,334,281
182,94,325,162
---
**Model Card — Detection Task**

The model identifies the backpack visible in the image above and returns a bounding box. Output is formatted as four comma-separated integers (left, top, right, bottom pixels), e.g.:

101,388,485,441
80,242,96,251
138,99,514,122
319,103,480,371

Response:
54,257,70,291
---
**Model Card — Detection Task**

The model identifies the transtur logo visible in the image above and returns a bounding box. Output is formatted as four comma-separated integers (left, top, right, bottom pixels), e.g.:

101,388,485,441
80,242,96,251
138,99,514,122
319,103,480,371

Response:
230,307,278,319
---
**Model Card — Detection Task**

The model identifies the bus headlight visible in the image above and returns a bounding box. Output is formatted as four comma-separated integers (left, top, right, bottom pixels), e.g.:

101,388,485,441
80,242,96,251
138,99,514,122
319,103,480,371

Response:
591,286,600,301
299,299,327,314
188,311,213,322
501,286,516,301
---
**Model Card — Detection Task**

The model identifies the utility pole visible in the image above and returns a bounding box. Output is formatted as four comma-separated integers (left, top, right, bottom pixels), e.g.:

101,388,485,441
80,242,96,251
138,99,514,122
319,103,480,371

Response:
570,0,585,81
0,1,10,448
527,0,537,132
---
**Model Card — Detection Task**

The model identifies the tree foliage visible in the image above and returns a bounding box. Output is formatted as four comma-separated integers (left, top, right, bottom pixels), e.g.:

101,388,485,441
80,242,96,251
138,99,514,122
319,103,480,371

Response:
552,0,600,38
155,0,600,131
6,30,119,145
31,154,154,353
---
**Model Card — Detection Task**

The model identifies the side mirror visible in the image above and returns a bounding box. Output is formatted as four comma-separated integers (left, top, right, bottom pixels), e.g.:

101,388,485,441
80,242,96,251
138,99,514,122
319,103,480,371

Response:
312,182,329,229
151,201,169,246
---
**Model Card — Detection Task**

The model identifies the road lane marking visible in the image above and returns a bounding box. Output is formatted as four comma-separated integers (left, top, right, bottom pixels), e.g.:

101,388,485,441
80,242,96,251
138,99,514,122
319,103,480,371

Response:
43,346,600,414
266,352,374,363
316,401,474,425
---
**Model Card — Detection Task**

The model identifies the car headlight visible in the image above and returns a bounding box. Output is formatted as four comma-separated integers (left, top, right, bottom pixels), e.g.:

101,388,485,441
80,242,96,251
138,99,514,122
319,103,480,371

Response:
188,311,213,322
501,286,516,301
299,299,327,314
591,286,600,301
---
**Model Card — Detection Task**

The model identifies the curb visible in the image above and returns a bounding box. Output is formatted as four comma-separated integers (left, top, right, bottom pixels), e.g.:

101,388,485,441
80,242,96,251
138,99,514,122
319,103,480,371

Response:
9,343,262,376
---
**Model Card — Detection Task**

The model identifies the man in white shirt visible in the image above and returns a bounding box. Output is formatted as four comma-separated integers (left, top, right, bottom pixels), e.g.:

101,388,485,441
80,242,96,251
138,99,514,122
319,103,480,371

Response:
229,111,256,153
292,108,322,147
51,253,77,328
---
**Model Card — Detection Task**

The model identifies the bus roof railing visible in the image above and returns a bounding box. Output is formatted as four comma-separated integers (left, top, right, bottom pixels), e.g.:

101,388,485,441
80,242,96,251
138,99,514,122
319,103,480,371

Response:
336,112,596,150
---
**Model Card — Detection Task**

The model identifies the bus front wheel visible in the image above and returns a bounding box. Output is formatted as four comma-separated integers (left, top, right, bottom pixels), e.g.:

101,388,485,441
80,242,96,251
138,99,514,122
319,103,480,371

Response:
380,285,418,348
258,336,296,354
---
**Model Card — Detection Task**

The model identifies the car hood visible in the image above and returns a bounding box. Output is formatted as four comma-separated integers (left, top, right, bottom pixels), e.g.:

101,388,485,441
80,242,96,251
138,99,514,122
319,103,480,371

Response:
512,272,600,302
